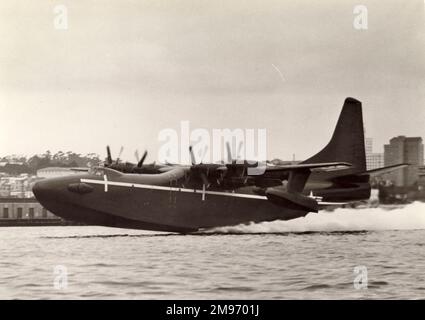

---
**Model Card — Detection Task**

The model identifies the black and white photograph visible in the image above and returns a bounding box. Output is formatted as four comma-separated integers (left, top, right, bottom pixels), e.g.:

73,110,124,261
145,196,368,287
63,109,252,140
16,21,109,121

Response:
1,0,425,307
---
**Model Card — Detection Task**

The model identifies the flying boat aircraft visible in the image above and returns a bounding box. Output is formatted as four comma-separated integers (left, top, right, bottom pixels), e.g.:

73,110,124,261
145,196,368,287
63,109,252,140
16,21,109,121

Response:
33,98,408,233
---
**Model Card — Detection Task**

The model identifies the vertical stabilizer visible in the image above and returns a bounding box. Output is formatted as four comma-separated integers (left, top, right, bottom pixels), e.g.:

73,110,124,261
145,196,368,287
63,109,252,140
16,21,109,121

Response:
302,97,366,174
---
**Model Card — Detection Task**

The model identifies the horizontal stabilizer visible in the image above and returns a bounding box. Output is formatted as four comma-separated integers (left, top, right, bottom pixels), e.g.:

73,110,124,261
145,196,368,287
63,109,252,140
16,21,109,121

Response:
318,201,349,206
364,163,409,177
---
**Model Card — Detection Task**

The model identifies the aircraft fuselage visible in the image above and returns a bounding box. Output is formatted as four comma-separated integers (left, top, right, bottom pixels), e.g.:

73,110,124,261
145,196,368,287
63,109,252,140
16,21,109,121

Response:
33,166,370,233
33,169,308,232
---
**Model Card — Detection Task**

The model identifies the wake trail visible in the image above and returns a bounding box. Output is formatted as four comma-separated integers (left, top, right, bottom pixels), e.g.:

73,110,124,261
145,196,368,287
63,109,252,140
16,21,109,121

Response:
204,202,425,234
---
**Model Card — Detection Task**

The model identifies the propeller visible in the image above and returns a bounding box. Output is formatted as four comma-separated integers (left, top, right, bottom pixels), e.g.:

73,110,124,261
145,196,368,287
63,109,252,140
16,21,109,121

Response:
115,146,124,165
189,146,196,165
236,141,243,160
135,150,148,168
225,141,247,177
189,146,210,188
225,141,244,164
189,144,252,190
226,142,233,164
200,171,210,187
106,146,113,165
199,145,208,163
215,165,228,185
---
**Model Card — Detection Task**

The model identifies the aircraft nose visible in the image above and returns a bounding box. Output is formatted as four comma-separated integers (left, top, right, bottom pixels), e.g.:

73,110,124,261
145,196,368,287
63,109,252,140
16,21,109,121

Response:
33,177,78,221
32,178,67,204
32,180,50,200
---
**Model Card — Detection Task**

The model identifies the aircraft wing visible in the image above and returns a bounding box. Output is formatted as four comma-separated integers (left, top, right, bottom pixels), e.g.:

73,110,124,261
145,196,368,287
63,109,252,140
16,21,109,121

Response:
261,162,352,173
158,165,180,173
364,163,409,177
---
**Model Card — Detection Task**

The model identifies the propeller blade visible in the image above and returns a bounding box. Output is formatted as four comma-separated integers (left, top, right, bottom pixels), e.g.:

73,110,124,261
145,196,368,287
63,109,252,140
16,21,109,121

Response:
201,173,210,188
226,142,232,164
237,141,244,160
189,146,196,165
135,150,140,163
137,150,148,168
106,146,112,165
116,146,124,164
200,145,209,164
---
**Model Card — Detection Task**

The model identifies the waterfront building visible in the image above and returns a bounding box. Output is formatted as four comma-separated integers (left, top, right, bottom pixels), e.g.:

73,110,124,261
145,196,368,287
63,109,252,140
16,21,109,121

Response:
0,198,56,219
384,136,424,186
365,137,384,170
0,174,39,198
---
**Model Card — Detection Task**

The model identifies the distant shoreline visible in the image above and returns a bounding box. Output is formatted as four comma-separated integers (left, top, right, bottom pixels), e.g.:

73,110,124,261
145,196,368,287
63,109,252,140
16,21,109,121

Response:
0,218,85,227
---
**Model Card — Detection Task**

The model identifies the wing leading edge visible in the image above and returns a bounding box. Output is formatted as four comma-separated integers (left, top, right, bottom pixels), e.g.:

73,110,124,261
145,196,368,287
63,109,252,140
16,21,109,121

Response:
260,162,352,174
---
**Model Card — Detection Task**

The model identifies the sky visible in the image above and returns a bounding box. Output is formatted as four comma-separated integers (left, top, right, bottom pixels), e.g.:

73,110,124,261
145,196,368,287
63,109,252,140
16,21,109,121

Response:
1,0,424,163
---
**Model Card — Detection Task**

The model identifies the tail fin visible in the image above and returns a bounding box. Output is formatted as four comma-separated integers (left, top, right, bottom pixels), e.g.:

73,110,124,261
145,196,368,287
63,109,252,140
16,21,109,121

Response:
302,97,366,174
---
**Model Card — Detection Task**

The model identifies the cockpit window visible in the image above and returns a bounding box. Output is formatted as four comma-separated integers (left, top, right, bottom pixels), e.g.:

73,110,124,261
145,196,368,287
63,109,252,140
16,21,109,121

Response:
89,167,105,176
88,166,122,178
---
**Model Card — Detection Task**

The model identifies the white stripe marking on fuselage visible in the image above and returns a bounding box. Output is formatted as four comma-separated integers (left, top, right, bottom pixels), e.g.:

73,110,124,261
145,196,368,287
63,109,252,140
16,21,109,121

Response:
103,174,108,192
80,178,268,200
80,178,348,206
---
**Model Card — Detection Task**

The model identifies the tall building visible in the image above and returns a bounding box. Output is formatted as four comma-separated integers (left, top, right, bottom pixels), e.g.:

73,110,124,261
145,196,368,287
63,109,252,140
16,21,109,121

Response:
365,137,384,170
419,165,425,188
367,153,384,170
365,138,373,155
384,136,424,186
